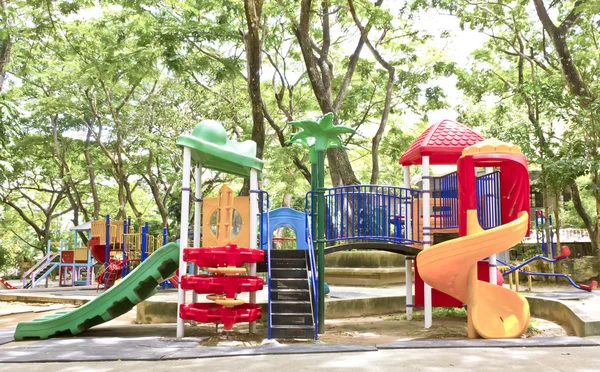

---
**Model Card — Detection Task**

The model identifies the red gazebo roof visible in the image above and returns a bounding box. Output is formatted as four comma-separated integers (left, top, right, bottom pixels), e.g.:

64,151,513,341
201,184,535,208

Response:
399,119,485,166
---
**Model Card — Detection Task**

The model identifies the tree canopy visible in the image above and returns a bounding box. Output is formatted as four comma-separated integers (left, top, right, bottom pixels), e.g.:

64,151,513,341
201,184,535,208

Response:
0,0,598,272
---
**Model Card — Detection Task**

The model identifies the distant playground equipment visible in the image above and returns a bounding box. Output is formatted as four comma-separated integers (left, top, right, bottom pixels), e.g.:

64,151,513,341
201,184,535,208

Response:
497,246,598,292
535,209,556,257
21,215,170,291
0,277,15,290
88,216,169,289
22,226,95,289
494,209,598,293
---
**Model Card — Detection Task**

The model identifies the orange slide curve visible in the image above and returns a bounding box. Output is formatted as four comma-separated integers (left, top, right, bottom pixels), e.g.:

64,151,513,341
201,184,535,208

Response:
417,209,530,339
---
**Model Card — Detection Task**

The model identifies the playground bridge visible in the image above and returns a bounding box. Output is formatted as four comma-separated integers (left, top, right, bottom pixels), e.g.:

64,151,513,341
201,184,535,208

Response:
305,170,502,254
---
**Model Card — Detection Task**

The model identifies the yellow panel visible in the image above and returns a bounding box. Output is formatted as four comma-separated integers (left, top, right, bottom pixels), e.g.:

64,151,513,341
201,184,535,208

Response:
202,186,251,247
74,248,88,262
217,184,235,245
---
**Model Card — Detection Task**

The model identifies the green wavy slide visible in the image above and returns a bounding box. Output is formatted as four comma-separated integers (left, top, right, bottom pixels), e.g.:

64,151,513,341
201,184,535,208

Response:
14,242,179,340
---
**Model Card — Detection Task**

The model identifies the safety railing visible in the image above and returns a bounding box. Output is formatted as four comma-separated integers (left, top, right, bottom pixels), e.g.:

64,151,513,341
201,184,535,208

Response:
318,185,420,245
476,171,501,229
431,172,458,229
304,194,319,340
22,252,60,288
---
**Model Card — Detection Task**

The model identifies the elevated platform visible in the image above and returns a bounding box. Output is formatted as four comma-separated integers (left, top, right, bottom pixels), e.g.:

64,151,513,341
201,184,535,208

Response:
324,242,420,257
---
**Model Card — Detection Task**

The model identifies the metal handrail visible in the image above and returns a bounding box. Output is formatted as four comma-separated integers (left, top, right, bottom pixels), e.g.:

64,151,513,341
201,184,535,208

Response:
23,252,59,287
23,252,52,279
305,192,319,340
31,262,59,288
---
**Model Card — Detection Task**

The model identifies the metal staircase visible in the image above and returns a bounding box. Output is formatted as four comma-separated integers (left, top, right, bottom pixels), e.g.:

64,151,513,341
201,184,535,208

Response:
22,252,60,289
269,249,316,339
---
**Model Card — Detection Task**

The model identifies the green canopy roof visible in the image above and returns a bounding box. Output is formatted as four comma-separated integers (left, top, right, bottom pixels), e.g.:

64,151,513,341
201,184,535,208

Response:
176,120,264,178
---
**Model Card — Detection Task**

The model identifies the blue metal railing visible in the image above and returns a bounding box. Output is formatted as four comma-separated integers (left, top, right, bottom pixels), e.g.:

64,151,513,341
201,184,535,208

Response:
316,185,420,245
304,193,319,340
431,172,458,229
257,191,272,339
476,171,501,229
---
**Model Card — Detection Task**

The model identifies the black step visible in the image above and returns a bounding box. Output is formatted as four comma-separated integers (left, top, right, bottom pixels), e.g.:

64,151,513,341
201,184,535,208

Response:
270,257,307,269
271,268,307,279
272,300,312,313
269,250,307,259
271,288,310,301
271,278,309,290
271,325,314,339
272,313,313,326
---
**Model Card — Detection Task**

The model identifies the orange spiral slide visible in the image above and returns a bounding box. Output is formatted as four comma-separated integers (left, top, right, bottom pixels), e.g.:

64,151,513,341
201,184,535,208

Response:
417,209,530,339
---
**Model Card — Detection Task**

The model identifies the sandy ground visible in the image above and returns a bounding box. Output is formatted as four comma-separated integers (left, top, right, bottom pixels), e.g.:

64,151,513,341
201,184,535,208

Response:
0,300,567,346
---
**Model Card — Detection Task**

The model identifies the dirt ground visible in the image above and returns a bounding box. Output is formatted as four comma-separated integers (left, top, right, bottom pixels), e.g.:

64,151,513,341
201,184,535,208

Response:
0,301,567,346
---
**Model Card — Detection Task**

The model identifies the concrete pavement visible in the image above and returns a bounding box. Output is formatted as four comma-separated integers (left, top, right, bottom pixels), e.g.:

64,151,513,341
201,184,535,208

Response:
0,346,598,372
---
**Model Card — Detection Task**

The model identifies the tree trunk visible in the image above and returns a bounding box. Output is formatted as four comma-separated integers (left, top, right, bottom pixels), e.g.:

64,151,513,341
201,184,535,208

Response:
240,0,265,197
84,123,100,220
570,182,599,254
0,0,11,93
553,187,562,257
293,0,361,186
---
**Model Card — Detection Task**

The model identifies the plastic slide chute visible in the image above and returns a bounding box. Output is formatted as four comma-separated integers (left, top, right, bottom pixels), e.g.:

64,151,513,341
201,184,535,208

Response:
0,278,16,290
417,210,530,339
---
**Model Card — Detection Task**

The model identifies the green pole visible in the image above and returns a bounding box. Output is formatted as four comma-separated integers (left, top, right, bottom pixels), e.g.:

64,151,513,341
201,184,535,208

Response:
316,150,326,333
310,148,318,243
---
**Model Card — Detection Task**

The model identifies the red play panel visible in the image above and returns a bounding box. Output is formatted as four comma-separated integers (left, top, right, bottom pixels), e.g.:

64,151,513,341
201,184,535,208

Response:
413,257,503,307
180,275,264,298
179,303,262,331
183,244,264,268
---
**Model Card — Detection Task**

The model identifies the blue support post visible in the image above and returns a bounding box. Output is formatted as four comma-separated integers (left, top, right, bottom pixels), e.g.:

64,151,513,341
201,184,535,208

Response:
549,215,555,258
122,219,128,278
105,215,110,269
140,224,147,262
163,227,167,246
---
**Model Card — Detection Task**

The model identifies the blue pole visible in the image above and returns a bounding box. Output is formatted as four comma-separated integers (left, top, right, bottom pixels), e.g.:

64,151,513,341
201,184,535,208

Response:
548,215,554,258
141,224,147,262
163,227,167,246
105,215,110,268
122,219,128,277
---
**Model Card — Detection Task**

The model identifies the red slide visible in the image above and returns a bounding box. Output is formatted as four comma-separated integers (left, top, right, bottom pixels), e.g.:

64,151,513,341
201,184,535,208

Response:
0,277,16,290
89,237,108,264
168,270,179,288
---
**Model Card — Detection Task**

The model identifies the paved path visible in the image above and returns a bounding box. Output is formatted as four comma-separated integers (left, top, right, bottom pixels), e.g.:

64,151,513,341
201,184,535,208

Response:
0,346,598,372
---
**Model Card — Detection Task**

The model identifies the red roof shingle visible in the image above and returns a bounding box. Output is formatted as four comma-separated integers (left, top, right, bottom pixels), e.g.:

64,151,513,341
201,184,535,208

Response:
399,119,485,166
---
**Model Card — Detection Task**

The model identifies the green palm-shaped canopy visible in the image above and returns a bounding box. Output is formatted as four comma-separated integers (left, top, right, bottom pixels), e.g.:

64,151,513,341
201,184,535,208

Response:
287,113,355,153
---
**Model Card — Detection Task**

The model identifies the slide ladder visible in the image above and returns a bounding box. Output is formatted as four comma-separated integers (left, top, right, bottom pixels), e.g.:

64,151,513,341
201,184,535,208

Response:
22,252,60,289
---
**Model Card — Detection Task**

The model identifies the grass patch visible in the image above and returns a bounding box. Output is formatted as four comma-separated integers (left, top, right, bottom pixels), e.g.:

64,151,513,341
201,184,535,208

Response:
527,318,541,334
385,307,467,321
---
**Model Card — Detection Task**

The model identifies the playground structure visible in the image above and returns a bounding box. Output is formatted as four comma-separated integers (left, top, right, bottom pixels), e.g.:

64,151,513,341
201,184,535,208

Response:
14,116,596,342
21,216,170,290
179,184,264,332
22,227,95,289
88,216,168,289
175,120,284,338
498,246,598,292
